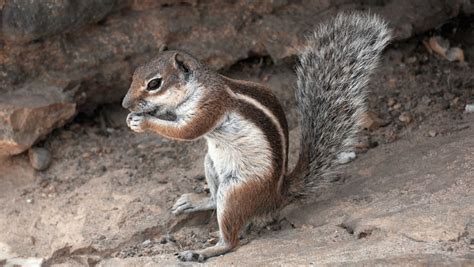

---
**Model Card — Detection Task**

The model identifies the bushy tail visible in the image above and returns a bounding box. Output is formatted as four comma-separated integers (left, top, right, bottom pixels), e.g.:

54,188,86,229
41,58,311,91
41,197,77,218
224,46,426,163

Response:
285,13,391,198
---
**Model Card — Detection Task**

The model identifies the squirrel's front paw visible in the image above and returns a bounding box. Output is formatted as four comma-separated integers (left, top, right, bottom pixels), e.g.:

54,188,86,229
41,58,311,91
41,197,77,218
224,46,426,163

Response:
126,113,148,133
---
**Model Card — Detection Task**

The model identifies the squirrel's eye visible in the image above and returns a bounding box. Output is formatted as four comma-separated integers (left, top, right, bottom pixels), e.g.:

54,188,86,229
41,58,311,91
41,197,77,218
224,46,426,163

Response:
146,78,162,91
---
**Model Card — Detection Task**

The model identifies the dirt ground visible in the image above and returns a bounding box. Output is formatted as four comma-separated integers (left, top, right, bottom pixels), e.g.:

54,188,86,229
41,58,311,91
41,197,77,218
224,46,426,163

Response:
1,38,473,266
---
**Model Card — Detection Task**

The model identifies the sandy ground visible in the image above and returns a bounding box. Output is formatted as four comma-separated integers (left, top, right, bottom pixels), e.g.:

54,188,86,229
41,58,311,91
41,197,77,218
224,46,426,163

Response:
0,40,473,266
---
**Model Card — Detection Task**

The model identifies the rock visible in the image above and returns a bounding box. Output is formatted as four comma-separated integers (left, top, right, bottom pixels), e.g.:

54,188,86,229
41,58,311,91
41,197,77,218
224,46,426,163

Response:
203,184,210,194
337,151,356,164
0,80,77,156
126,149,136,157
398,112,413,123
446,47,465,62
355,135,377,151
465,104,474,113
424,36,465,62
392,103,402,110
360,111,386,131
159,234,176,244
206,237,218,245
426,36,450,58
2,0,127,43
0,0,472,105
387,97,397,107
97,120,474,266
28,147,51,171
428,130,437,137
0,0,472,155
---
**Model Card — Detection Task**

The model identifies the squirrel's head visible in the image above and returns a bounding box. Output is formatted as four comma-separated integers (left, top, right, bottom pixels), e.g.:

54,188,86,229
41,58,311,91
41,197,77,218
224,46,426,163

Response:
122,50,204,116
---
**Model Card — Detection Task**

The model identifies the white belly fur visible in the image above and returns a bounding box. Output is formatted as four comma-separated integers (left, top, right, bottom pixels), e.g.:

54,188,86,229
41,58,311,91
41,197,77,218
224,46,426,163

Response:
205,112,273,182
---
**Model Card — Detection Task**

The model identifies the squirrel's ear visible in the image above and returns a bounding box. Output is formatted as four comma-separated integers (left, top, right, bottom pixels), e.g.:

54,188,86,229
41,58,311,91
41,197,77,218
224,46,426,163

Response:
173,52,198,76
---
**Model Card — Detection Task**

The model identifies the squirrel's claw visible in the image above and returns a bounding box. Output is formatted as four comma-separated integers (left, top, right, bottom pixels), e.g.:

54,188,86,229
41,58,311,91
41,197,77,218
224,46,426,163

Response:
171,193,216,214
171,193,194,214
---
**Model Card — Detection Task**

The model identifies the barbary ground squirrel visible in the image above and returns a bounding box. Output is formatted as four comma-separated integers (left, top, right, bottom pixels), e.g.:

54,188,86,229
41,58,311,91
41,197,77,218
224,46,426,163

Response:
122,13,391,262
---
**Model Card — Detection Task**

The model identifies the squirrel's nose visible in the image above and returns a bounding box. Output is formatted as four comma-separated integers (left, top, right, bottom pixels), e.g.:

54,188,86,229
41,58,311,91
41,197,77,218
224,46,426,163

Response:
122,94,132,109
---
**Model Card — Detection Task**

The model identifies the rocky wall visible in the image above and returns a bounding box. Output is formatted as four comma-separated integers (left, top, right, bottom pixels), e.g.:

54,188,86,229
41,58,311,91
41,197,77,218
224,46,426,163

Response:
0,0,473,156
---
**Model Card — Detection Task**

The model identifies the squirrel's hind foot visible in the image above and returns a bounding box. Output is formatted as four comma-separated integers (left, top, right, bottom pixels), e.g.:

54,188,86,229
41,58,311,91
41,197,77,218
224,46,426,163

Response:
175,250,206,262
176,241,234,262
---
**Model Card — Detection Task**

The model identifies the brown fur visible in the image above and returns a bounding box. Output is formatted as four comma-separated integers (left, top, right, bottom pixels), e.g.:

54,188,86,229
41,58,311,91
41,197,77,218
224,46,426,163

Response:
145,94,229,141
221,178,281,242
195,178,282,259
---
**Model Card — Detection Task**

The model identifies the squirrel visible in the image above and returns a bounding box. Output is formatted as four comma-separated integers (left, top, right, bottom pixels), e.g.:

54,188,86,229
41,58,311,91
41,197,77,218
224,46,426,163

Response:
122,13,390,262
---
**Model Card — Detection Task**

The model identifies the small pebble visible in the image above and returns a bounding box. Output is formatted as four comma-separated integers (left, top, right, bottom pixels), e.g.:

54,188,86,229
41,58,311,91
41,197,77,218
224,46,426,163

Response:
360,111,385,131
355,135,377,150
203,184,210,194
446,47,464,62
159,234,176,244
392,103,402,110
137,143,148,150
126,148,136,156
398,112,413,123
142,239,151,246
428,130,437,137
387,97,397,107
337,151,356,164
206,237,218,245
28,147,51,171
465,104,474,113
26,198,34,204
